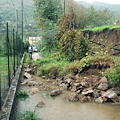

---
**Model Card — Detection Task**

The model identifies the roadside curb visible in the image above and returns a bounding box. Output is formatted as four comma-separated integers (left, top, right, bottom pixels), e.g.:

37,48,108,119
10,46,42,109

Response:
0,54,25,120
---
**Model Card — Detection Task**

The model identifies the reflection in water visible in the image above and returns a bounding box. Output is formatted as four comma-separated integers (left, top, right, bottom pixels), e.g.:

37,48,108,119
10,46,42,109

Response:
16,76,120,120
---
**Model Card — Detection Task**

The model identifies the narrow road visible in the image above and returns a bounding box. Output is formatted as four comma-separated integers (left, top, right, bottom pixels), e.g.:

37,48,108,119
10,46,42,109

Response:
32,52,43,61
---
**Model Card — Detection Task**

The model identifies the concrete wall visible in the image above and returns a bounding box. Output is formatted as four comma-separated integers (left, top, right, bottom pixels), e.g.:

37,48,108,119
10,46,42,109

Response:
0,54,25,120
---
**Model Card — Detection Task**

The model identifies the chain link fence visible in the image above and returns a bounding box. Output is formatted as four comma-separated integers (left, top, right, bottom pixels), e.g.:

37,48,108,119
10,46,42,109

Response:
0,18,24,111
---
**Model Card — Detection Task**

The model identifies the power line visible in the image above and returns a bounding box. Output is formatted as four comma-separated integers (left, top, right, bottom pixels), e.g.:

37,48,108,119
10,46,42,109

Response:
10,0,17,10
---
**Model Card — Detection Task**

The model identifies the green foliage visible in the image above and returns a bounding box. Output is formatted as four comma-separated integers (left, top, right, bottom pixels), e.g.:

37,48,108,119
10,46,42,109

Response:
24,40,30,52
104,65,120,86
82,25,120,33
17,91,29,100
33,0,62,26
59,29,89,61
17,110,42,120
24,52,31,65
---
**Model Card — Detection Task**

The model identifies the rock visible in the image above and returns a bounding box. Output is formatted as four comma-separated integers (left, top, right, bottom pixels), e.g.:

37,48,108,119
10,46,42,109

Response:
76,90,81,94
95,97,107,103
99,77,108,83
82,89,93,95
87,96,92,102
102,90,119,103
50,89,62,96
74,83,81,87
53,79,62,86
42,76,46,79
24,72,32,79
68,93,79,102
78,94,88,102
21,81,28,86
80,81,88,87
97,82,109,90
93,90,101,98
27,81,38,87
36,101,45,108
24,68,32,73
65,78,72,84
39,85,50,91
59,83,65,87
29,87,39,95
71,86,77,92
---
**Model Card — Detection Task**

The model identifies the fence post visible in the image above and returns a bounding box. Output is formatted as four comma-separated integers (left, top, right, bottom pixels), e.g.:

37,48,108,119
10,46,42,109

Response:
0,74,1,111
13,29,15,76
16,31,18,68
7,22,10,87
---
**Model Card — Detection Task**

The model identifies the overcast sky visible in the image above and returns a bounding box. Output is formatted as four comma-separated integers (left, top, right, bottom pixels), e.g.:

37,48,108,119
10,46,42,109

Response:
74,0,120,5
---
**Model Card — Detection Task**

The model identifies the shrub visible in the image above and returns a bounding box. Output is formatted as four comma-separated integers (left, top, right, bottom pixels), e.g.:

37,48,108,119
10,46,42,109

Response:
104,65,120,86
17,91,29,100
59,29,89,61
17,110,41,120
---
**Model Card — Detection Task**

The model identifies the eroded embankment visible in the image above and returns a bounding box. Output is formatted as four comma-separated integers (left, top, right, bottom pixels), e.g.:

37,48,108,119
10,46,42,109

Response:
85,28,120,55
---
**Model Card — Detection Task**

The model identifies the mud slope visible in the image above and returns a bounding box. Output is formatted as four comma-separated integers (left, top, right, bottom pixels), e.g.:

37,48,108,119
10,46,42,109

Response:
88,29,120,46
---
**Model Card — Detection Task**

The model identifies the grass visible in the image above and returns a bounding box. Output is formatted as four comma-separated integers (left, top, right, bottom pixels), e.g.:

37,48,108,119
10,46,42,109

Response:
16,110,42,120
17,91,29,100
82,25,120,33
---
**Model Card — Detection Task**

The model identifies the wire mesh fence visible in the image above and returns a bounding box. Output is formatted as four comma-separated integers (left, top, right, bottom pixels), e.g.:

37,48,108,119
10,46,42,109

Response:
0,18,24,111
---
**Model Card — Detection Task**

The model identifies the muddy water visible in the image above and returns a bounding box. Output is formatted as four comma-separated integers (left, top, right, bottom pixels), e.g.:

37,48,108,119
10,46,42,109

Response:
16,76,120,120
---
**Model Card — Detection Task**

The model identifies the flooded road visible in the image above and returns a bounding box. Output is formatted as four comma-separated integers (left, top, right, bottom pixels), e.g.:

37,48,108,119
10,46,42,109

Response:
16,76,120,120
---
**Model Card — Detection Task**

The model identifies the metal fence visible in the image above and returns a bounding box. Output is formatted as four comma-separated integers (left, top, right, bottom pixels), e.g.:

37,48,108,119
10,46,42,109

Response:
0,19,24,111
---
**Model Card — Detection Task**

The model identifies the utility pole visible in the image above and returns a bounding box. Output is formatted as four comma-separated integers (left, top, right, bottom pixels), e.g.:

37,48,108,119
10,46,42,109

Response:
16,9,18,33
22,0,23,42
64,0,65,16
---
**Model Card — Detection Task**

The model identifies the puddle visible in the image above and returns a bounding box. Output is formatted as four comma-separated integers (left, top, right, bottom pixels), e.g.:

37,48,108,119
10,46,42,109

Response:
16,75,120,120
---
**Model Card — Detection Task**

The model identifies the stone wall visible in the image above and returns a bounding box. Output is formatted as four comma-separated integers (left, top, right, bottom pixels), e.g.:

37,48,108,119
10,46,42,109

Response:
0,54,25,120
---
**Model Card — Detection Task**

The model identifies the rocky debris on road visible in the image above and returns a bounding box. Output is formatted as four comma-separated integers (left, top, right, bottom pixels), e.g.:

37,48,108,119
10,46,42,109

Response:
50,89,62,96
52,75,120,103
95,97,107,103
36,101,45,108
29,87,39,95
24,72,32,79
24,68,32,73
68,92,79,101
42,76,46,79
21,80,38,87
39,84,50,91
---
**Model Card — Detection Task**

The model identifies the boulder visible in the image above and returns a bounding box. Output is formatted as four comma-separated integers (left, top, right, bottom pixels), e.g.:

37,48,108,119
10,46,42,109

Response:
24,72,32,79
102,90,119,103
50,89,62,96
97,82,109,90
24,68,32,73
82,89,93,95
21,81,28,86
71,86,77,92
29,87,39,95
78,94,88,102
68,93,79,102
65,78,72,84
27,81,38,87
99,77,108,83
42,76,46,79
80,81,88,87
95,97,107,103
36,101,45,108
39,85,50,91
53,79,62,86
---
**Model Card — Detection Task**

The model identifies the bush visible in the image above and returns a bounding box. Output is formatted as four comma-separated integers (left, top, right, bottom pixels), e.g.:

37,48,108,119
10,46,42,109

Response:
59,29,89,61
17,110,41,120
104,65,120,86
17,91,29,100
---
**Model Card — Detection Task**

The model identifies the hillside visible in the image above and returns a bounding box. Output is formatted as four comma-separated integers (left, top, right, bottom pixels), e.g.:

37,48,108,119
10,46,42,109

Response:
77,1,120,16
0,0,34,28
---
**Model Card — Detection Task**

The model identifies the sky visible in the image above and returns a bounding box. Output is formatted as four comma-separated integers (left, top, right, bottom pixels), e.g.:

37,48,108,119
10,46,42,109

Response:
74,0,120,5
